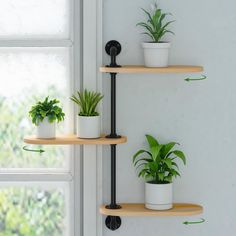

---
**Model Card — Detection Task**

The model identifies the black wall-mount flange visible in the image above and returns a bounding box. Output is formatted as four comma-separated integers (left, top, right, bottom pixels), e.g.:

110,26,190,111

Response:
104,41,123,231
105,40,122,68
105,216,122,231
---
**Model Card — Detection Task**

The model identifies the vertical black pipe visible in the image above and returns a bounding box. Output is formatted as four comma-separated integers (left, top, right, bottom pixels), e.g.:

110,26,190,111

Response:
106,73,121,209
111,73,116,137
105,41,122,230
110,144,117,207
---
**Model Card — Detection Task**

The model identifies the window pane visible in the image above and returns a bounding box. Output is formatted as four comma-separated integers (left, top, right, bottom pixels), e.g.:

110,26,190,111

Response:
0,183,69,236
0,47,71,170
0,0,70,38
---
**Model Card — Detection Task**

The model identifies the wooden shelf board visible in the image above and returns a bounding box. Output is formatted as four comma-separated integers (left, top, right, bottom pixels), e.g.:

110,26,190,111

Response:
24,134,127,145
100,65,203,74
100,203,203,217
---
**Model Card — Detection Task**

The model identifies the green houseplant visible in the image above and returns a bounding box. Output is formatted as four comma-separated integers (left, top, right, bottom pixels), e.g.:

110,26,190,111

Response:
29,97,65,139
137,2,174,67
133,134,186,210
70,89,103,138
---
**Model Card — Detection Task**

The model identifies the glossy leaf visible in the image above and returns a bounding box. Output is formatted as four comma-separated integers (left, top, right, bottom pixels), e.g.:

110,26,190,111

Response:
145,135,160,160
132,134,186,184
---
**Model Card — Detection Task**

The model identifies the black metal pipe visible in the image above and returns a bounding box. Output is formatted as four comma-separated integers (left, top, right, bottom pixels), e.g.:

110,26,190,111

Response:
105,41,122,231
106,144,121,209
111,144,116,206
111,73,116,136
110,47,117,67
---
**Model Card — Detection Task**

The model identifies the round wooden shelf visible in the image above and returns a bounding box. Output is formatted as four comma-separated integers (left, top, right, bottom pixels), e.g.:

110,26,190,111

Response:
100,203,203,217
24,134,127,145
100,65,204,74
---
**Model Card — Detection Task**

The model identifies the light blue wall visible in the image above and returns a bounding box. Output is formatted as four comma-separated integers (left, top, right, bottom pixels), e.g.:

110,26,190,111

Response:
102,0,236,235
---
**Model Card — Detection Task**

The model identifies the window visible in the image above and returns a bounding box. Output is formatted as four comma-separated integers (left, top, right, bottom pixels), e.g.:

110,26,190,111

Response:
0,1,78,236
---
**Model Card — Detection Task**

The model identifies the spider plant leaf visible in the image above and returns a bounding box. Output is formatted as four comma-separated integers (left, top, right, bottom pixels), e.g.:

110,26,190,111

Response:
135,162,149,170
159,13,171,25
172,150,186,165
158,172,165,181
165,175,172,183
137,22,155,35
163,30,175,35
133,149,152,163
142,32,155,40
162,20,175,30
141,8,155,27
138,169,150,178
162,158,172,169
134,158,152,167
171,162,179,170
171,169,181,177
146,162,158,172
161,142,179,158
145,135,161,160
153,9,162,27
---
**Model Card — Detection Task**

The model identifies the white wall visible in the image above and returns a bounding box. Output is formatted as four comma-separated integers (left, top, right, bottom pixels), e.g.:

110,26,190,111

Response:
102,0,236,235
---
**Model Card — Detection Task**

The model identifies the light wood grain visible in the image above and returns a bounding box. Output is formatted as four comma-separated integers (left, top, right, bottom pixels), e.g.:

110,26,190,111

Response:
24,134,127,145
100,65,203,74
100,203,203,217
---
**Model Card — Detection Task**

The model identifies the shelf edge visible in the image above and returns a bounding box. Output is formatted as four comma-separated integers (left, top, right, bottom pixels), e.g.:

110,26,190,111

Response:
24,134,127,145
100,65,204,74
99,203,203,217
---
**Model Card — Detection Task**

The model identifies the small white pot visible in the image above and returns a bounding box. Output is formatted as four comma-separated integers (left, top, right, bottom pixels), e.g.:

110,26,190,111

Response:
142,42,171,67
36,118,56,139
77,115,101,138
145,182,173,210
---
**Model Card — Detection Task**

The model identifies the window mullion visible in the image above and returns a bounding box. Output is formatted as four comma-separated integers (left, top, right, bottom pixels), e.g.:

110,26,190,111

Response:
0,39,73,47
0,173,73,182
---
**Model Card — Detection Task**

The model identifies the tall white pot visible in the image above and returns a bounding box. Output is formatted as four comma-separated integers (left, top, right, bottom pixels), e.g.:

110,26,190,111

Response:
77,115,101,138
36,118,56,139
142,42,171,67
145,182,173,210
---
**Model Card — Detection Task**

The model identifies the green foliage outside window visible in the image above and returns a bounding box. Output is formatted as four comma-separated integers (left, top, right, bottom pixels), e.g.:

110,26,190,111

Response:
0,187,65,236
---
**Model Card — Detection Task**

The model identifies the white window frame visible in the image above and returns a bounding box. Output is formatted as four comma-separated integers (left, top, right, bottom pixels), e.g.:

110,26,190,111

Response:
0,0,82,236
82,1,103,236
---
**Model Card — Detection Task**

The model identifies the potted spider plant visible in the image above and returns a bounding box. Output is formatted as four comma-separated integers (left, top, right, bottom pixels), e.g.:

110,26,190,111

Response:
29,97,65,139
137,3,175,67
70,89,103,139
133,135,186,210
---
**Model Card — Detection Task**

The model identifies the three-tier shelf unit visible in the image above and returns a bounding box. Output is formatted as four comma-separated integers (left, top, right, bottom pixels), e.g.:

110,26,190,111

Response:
24,40,204,231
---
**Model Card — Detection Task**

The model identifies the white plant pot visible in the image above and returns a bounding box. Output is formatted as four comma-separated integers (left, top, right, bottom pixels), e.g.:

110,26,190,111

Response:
145,182,173,210
142,42,171,67
36,119,56,139
77,115,101,139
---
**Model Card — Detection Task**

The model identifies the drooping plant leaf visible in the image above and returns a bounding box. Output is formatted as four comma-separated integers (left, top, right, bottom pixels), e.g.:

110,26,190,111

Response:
170,150,186,165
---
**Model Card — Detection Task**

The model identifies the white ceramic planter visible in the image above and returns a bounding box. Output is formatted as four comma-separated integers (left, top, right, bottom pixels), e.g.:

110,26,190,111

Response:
142,42,171,67
145,182,173,210
36,118,56,139
77,115,101,138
